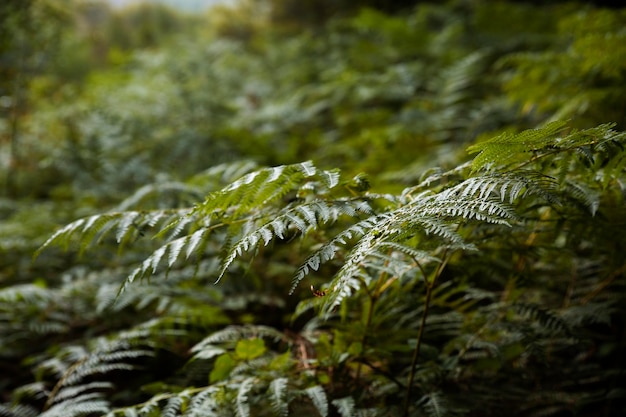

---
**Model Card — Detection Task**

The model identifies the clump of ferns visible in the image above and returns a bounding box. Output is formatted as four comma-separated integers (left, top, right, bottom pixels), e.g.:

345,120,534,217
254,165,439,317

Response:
33,122,626,416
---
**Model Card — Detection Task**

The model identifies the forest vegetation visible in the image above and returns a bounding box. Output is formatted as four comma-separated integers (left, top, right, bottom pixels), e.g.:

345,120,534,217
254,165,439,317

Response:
1,0,625,416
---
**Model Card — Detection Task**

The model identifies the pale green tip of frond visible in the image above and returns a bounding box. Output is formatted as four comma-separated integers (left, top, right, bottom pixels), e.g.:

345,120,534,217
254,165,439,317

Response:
467,120,569,172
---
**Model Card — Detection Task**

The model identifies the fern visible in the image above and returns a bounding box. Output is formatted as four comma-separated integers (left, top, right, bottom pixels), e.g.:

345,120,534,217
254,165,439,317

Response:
218,198,373,282
305,385,329,417
235,377,254,417
269,377,289,417
34,209,189,258
193,161,318,218
29,120,626,417
332,396,356,417
468,121,568,171
468,122,626,173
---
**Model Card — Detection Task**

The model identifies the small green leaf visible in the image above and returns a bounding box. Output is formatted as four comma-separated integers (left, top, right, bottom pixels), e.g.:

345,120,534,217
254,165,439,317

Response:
348,342,363,356
210,353,236,383
235,338,266,361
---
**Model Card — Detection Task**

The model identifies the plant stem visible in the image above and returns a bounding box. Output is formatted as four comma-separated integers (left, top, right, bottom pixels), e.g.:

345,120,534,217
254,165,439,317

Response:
402,282,433,417
355,261,389,383
403,253,449,417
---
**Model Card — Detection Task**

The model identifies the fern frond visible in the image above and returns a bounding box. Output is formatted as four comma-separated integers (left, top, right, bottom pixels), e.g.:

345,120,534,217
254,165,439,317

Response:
305,385,328,417
39,398,110,417
236,377,254,417
219,198,372,283
34,209,188,259
419,392,448,417
469,122,626,180
563,181,600,215
513,303,571,335
184,386,221,417
332,396,356,417
121,226,213,292
162,395,186,417
116,181,204,211
0,404,39,417
191,160,259,186
269,377,289,417
48,382,113,407
194,161,318,219
192,325,288,354
436,51,488,107
291,214,390,294
468,121,569,171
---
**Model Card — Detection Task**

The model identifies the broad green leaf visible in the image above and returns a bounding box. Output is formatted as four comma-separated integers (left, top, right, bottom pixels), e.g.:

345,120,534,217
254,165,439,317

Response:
235,338,266,361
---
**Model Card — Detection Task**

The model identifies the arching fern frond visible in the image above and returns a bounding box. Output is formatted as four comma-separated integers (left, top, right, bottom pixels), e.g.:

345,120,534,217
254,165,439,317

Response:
116,181,205,211
305,385,329,417
269,377,289,417
219,198,374,282
291,213,390,293
332,396,356,417
193,161,319,219
34,209,190,259
468,121,569,171
236,377,254,417
120,226,216,292
191,325,288,358
468,122,626,175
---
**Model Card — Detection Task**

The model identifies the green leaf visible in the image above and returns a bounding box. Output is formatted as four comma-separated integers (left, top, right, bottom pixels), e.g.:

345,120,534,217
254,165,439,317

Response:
235,338,266,361
209,353,236,383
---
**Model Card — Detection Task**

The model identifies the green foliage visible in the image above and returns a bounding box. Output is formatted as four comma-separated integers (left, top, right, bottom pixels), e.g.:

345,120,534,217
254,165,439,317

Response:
501,7,626,127
2,1,626,417
22,121,626,416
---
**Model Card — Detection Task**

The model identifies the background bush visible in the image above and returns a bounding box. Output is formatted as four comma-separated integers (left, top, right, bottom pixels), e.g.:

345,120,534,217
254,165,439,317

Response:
1,1,625,416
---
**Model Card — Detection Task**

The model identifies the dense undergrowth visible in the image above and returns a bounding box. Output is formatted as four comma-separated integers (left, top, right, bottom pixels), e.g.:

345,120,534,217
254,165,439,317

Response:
1,1,625,416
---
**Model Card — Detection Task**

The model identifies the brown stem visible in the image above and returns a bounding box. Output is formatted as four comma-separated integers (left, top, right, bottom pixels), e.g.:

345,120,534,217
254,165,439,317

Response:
403,252,450,417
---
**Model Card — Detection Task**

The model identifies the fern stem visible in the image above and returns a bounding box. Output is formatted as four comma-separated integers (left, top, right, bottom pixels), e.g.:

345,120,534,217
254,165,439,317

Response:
43,356,88,411
403,281,434,417
403,253,449,417
354,268,380,383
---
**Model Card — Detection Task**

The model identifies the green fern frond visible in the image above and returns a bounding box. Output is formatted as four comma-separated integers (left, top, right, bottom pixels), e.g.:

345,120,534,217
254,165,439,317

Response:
269,377,289,417
314,166,543,313
121,226,214,292
191,160,260,186
291,213,389,294
563,181,600,215
117,161,261,211
468,121,569,171
34,209,188,259
436,51,489,107
184,387,221,417
236,377,254,417
39,398,110,417
314,178,525,313
422,195,516,226
193,161,318,219
419,392,448,417
48,382,113,407
162,395,186,417
513,303,571,335
192,325,288,355
469,122,626,179
116,181,204,211
218,199,370,282
0,404,39,417
440,171,559,205
332,396,356,417
305,385,329,417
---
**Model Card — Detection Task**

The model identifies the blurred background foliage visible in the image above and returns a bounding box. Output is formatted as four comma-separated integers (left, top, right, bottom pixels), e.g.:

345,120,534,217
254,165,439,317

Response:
1,0,625,415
